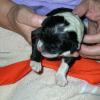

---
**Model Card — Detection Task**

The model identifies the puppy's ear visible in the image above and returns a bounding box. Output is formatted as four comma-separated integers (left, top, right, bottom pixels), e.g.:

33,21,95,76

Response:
31,27,42,39
70,42,78,53
31,27,42,45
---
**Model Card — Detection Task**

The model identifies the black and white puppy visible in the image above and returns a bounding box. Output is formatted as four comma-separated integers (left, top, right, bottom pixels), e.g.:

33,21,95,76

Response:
30,8,85,86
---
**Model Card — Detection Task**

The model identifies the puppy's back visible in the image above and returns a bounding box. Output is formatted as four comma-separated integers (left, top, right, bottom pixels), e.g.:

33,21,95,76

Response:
47,8,72,16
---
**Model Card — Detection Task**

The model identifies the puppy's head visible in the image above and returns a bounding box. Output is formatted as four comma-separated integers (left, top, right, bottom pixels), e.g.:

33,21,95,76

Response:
32,13,84,58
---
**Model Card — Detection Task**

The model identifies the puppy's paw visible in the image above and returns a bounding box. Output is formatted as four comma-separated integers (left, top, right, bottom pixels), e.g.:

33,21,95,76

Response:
30,61,42,72
55,73,68,87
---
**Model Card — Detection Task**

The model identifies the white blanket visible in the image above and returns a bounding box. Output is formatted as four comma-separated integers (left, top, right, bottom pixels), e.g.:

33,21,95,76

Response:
0,27,100,100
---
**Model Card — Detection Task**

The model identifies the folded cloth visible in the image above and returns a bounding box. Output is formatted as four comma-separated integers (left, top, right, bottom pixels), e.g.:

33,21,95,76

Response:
12,0,82,15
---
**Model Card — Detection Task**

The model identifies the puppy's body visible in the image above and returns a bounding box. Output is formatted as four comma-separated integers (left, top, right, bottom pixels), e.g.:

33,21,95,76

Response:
30,8,85,86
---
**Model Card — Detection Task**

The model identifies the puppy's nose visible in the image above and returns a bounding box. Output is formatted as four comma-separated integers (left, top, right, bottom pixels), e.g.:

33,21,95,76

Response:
38,47,42,52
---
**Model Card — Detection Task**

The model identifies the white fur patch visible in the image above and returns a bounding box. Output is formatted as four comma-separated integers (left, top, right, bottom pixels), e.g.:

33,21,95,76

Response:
60,51,71,57
37,40,43,52
41,52,59,58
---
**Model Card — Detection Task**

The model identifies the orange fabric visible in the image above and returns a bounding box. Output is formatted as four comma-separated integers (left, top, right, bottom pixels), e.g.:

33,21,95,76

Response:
0,58,100,85
42,58,100,84
0,60,31,85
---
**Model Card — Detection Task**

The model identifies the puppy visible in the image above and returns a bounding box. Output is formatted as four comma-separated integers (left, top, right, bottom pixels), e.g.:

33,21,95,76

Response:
30,8,85,86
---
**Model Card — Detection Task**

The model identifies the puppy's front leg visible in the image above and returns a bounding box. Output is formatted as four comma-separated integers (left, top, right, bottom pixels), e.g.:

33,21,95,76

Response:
30,41,42,72
55,57,75,86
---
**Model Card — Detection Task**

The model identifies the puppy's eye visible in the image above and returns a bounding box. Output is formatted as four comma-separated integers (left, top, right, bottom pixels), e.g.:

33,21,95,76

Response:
49,48,62,54
56,27,63,33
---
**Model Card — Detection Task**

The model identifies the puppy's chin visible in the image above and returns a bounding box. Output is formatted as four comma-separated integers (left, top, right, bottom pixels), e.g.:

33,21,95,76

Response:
41,52,59,58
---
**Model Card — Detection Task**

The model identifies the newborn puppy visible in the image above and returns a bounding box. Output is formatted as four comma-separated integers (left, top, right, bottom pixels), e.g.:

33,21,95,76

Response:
30,8,85,86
